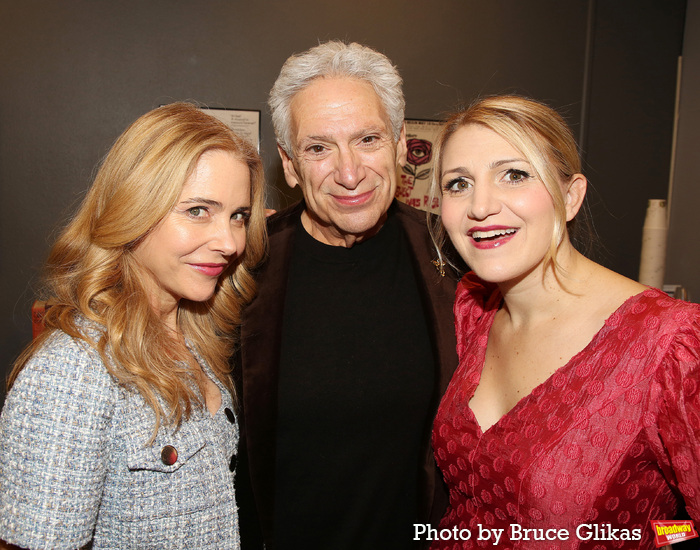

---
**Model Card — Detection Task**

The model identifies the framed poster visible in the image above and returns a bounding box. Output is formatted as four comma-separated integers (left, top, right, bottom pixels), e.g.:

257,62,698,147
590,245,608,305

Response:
200,107,261,152
395,119,443,213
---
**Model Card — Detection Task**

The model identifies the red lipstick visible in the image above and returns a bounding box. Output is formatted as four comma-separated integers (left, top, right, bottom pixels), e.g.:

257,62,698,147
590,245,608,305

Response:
468,226,518,249
190,263,227,277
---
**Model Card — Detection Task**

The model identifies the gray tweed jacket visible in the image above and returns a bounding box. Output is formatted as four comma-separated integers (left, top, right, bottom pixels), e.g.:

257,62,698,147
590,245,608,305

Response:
0,325,240,550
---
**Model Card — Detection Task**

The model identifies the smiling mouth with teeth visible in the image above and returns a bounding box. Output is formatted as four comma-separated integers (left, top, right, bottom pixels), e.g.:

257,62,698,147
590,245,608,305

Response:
470,228,517,242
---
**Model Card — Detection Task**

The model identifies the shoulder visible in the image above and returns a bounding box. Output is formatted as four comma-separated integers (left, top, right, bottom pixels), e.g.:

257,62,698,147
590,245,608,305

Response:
7,327,117,411
247,201,303,287
454,273,499,338
24,328,104,373
2,326,119,439
391,200,436,264
393,199,430,230
642,289,700,361
393,200,466,278
261,201,304,265
613,287,700,332
455,272,501,318
610,288,700,379
266,200,304,237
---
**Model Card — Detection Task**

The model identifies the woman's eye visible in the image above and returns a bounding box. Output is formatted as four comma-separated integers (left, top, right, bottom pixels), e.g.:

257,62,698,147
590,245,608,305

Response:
444,177,471,193
504,169,530,183
187,206,207,217
232,210,250,224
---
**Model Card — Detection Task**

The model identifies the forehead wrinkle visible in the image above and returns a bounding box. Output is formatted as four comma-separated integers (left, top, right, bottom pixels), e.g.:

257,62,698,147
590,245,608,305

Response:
289,78,392,151
300,124,390,145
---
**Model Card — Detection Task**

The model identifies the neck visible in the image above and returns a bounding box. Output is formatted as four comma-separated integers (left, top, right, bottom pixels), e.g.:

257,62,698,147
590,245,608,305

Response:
301,210,385,248
497,243,592,327
157,302,180,335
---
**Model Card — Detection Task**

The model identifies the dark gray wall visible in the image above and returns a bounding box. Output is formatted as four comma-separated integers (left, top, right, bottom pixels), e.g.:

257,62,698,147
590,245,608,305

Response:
667,1,700,301
0,0,687,400
582,1,686,275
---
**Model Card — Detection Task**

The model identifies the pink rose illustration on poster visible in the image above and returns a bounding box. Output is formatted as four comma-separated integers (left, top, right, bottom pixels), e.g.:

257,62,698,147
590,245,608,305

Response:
395,120,442,212
402,138,433,190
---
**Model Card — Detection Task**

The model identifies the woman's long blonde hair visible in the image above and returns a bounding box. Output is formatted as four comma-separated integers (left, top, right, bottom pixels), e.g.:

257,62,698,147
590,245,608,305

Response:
9,102,267,433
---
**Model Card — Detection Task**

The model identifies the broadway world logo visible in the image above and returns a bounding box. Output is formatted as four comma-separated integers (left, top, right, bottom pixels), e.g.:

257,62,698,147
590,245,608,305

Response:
650,520,698,547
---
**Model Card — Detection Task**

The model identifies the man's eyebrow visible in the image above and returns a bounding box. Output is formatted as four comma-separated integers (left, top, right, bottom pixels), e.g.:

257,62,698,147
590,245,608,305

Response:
298,126,389,145
298,134,332,145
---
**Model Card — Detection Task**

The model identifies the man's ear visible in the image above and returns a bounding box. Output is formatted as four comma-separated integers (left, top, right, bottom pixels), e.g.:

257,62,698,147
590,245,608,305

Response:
396,123,408,167
564,174,587,221
278,144,301,189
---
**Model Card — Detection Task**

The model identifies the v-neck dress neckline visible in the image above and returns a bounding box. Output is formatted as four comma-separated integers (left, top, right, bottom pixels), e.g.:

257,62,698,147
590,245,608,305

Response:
467,285,647,437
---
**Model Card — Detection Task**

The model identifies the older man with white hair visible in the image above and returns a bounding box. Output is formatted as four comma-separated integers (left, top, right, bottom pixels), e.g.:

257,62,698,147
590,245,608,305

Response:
236,41,460,550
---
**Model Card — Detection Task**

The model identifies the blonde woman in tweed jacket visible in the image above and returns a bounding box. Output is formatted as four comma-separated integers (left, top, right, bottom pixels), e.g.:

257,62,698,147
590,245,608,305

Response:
0,102,267,549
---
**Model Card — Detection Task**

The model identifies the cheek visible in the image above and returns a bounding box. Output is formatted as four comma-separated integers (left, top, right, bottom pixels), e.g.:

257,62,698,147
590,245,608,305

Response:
526,186,555,212
234,228,247,255
237,235,247,254
514,190,556,226
171,227,201,253
302,161,333,188
440,198,465,235
370,150,399,175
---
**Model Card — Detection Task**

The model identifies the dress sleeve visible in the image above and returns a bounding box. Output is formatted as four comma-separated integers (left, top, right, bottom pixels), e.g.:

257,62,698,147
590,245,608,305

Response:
0,332,117,549
656,308,700,522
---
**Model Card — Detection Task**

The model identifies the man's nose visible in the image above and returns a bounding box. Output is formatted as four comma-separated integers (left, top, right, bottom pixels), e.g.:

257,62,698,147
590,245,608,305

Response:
333,147,366,189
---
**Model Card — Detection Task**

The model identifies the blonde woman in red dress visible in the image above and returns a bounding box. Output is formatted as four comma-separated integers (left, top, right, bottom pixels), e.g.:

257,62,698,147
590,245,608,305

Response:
428,95,700,550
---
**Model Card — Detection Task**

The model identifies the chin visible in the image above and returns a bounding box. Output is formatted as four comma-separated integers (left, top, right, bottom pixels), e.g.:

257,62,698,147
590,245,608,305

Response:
183,287,218,304
346,220,383,235
346,206,389,230
471,260,545,287
471,271,510,285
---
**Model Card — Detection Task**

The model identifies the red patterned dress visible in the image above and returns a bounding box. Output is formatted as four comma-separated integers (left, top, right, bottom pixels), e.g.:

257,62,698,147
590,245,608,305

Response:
431,273,700,549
